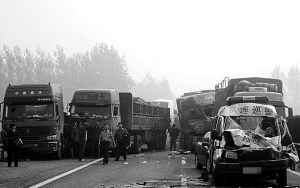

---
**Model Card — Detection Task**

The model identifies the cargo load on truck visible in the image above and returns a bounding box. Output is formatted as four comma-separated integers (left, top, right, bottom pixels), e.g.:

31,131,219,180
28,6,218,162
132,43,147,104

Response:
0,83,65,160
176,91,215,152
214,77,293,118
120,92,170,153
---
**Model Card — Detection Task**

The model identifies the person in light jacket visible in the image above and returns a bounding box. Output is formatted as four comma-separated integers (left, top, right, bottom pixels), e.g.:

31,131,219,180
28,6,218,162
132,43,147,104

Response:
99,124,114,165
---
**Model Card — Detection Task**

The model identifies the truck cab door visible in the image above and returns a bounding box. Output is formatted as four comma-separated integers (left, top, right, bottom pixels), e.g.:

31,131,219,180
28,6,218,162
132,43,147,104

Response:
111,105,121,131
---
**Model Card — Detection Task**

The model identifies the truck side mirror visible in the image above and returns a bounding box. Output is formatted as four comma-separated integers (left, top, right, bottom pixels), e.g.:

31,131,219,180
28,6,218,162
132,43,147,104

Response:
288,107,293,117
211,129,222,140
113,106,118,116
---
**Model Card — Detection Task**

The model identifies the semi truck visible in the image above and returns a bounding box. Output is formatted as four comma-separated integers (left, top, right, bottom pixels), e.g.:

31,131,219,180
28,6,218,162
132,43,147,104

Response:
0,83,65,159
64,89,170,155
176,90,215,152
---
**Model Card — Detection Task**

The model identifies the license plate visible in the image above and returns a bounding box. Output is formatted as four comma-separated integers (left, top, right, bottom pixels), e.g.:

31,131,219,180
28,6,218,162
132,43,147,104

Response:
243,167,262,174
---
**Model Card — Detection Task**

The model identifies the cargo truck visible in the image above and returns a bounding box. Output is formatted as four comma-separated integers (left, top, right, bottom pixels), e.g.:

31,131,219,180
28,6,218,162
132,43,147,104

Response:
176,91,215,152
64,89,170,155
215,77,293,118
210,77,299,185
0,83,65,159
211,97,291,186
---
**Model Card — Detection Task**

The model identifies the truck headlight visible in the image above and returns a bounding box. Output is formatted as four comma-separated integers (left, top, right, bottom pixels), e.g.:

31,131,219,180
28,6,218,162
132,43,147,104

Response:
225,151,237,159
46,135,57,140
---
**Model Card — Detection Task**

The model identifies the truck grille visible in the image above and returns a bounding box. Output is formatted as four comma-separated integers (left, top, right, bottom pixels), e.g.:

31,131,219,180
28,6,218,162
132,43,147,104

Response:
17,126,51,141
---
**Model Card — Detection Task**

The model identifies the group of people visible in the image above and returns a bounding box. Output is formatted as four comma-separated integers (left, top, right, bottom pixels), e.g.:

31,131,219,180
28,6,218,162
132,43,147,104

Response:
1,124,21,167
1,122,178,166
70,121,130,165
99,122,130,165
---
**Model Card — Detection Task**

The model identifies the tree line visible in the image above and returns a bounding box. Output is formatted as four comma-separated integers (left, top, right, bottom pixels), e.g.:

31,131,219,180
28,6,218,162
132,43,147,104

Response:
271,66,300,115
0,44,175,107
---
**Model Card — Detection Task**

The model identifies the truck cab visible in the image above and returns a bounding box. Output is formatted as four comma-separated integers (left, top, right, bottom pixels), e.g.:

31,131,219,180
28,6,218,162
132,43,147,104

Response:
64,89,121,156
177,92,215,152
1,83,64,159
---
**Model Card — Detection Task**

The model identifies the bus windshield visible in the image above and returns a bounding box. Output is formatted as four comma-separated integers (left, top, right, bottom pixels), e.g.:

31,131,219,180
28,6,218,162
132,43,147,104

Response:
70,105,111,119
5,102,54,119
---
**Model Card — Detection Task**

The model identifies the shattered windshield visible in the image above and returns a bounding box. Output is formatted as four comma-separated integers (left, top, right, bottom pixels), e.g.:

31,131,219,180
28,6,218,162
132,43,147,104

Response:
224,116,279,137
5,102,54,119
70,105,111,119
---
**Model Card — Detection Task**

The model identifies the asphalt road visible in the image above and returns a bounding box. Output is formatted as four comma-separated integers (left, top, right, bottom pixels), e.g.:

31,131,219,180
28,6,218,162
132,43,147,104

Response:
0,148,299,188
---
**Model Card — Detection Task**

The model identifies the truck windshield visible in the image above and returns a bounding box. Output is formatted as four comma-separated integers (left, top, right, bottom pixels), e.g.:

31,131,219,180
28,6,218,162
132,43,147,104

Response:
4,102,54,119
70,105,111,119
224,116,279,137
187,108,206,119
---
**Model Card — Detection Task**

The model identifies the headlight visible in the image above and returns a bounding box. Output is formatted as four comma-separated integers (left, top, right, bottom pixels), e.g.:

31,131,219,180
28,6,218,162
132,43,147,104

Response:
225,151,237,159
47,135,57,140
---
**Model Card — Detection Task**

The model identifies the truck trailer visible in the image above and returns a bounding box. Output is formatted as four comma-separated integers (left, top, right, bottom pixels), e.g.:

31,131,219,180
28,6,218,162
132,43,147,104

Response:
0,83,65,159
176,91,215,152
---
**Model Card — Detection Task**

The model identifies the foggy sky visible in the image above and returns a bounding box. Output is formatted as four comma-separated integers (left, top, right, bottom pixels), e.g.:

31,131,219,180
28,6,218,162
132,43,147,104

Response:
1,0,300,98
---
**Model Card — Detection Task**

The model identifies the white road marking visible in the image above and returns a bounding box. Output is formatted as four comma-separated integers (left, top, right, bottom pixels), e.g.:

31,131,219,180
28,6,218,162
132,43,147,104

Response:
29,159,102,188
288,169,300,176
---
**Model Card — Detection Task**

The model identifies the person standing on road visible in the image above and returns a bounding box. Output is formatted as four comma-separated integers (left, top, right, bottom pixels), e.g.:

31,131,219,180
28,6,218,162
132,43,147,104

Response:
99,124,113,165
7,124,20,167
71,121,80,159
168,124,180,151
1,124,10,155
90,121,101,158
78,120,88,162
114,122,129,161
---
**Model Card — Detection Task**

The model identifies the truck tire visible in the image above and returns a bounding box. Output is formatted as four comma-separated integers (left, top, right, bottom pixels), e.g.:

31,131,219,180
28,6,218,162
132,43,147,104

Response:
195,152,203,169
206,154,212,174
213,166,223,186
277,170,287,187
133,135,142,154
53,144,62,160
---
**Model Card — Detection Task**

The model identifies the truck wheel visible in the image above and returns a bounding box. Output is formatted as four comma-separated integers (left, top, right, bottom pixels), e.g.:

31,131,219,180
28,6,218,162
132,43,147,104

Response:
213,166,223,186
53,145,62,160
277,170,287,187
133,135,142,154
195,152,203,169
206,154,212,174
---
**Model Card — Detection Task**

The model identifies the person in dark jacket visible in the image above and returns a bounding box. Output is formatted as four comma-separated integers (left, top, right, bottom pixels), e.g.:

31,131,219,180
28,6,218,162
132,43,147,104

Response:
1,124,10,152
71,120,87,161
114,122,129,161
89,121,102,158
71,121,81,159
7,124,20,167
168,124,180,151
78,120,88,162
